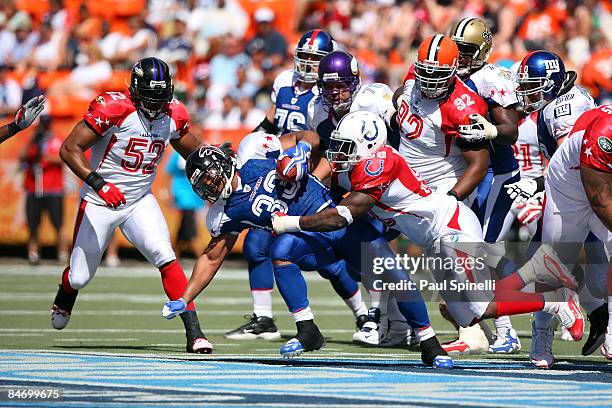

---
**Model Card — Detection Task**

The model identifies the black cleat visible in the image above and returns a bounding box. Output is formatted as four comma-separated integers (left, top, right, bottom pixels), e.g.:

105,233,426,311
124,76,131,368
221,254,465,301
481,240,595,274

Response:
356,314,369,330
420,336,454,368
181,310,213,354
51,284,78,330
280,320,326,357
582,302,608,356
224,314,281,340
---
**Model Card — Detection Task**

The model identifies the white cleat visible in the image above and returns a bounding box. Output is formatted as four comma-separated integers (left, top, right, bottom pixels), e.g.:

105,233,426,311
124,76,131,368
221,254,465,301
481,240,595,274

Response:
559,325,575,341
353,321,380,345
601,332,612,360
51,304,70,330
524,244,578,289
488,328,522,354
550,288,584,341
530,321,554,369
442,325,489,354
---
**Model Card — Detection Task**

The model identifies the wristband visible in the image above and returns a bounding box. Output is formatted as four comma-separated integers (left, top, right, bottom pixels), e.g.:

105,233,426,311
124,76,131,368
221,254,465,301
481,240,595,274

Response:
447,190,459,200
7,122,21,136
335,205,354,225
84,171,107,192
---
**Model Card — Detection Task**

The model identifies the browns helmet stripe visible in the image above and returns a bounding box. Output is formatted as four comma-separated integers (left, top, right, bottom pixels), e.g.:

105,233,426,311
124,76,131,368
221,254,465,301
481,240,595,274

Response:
427,34,445,61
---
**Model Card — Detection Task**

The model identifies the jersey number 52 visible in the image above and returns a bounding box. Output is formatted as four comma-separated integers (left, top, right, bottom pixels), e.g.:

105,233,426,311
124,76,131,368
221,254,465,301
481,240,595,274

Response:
121,137,165,174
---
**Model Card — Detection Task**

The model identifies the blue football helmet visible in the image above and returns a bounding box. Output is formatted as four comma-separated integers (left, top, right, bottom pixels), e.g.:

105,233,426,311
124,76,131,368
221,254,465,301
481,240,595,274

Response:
516,50,566,113
294,29,335,83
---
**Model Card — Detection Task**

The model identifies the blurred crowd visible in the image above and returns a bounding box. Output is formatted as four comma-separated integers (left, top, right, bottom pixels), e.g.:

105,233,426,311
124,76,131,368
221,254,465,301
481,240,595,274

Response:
0,0,610,132
1,0,611,262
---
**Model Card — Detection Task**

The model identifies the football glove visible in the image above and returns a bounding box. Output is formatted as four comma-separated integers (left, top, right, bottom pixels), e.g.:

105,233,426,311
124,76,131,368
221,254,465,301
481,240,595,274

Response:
97,182,126,208
15,95,45,130
271,211,302,235
162,299,187,319
458,113,498,142
516,192,544,225
278,141,311,181
505,178,539,204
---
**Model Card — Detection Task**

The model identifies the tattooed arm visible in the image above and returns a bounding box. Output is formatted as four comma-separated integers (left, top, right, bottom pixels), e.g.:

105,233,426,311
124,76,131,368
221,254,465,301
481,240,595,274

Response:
581,165,612,231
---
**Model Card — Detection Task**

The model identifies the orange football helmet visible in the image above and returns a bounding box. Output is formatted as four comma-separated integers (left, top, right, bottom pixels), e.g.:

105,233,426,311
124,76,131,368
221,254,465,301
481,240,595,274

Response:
414,34,459,99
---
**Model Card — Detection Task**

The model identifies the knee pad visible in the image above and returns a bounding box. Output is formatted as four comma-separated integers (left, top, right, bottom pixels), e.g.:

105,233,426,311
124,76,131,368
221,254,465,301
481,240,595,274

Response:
243,230,273,264
270,234,301,264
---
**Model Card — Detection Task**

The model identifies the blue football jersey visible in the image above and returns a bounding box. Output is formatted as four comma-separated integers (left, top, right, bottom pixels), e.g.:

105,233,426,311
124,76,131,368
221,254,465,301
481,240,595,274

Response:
271,70,317,135
206,132,333,237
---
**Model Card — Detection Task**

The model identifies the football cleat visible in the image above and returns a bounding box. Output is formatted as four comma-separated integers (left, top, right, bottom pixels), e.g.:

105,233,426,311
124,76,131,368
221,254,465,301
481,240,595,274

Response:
442,325,489,354
353,321,379,345
488,328,521,354
559,325,575,341
420,336,453,368
551,288,584,341
280,320,325,358
530,321,554,369
51,284,78,330
582,303,608,356
187,337,213,354
601,331,612,360
224,314,281,340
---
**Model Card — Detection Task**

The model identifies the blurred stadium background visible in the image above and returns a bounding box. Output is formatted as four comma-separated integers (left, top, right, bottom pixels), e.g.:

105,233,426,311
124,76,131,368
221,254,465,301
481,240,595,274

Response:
0,0,610,259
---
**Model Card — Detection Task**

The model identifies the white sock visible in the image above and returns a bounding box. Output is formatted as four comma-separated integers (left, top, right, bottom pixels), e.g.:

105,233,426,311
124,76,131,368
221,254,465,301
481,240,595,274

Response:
608,296,612,334
252,289,273,318
344,290,368,317
292,306,314,323
369,289,389,315
493,316,512,337
416,326,435,342
579,284,605,314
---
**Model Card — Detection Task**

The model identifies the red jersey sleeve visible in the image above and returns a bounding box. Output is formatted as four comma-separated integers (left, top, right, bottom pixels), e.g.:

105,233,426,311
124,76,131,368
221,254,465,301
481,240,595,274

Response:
440,81,489,148
168,99,191,139
403,65,416,83
349,148,399,201
580,107,612,173
83,92,134,136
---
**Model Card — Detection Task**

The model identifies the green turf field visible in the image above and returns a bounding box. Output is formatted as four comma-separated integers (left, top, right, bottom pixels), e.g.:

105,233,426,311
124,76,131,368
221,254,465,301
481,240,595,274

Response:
0,259,594,361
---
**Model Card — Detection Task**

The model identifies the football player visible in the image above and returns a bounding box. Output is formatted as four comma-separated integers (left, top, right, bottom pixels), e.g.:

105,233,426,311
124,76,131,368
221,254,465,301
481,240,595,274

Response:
51,57,212,354
271,110,585,356
0,95,45,144
512,51,608,368
539,105,612,360
395,34,491,354
226,30,369,341
310,50,412,347
449,18,522,354
162,130,451,368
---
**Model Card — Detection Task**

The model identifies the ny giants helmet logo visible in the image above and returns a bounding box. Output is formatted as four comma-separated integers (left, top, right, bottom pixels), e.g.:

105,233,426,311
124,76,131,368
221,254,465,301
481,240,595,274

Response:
543,59,560,74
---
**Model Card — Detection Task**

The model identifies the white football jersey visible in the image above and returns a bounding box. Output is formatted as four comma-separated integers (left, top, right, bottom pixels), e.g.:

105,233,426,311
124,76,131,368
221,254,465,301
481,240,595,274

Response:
512,112,545,180
538,85,596,159
307,82,395,137
397,71,488,193
467,63,519,108
82,91,189,206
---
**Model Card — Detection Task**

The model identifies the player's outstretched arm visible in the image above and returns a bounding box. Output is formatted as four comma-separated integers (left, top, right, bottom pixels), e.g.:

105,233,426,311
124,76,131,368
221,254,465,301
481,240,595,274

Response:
171,132,202,160
489,105,519,144
272,191,375,234
279,129,320,152
581,165,612,231
451,147,489,200
181,233,238,304
0,95,45,144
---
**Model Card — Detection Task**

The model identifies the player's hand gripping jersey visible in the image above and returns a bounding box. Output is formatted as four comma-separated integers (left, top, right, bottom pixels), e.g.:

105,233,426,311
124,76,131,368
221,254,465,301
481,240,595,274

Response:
397,69,488,191
206,132,333,237
82,91,189,205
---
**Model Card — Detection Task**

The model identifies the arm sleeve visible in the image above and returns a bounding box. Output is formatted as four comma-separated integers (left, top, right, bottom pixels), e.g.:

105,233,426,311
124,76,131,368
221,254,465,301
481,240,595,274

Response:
236,131,283,168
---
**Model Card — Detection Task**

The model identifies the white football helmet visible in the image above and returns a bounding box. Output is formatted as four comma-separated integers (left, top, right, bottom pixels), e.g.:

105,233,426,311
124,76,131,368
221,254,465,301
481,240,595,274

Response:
327,110,387,172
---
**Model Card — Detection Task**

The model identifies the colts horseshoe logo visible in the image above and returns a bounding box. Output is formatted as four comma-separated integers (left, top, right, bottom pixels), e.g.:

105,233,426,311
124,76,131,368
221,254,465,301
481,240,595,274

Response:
364,159,384,176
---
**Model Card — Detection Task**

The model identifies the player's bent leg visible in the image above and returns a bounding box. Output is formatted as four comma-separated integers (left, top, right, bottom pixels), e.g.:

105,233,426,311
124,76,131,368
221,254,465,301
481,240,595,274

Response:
226,229,280,341
52,200,118,330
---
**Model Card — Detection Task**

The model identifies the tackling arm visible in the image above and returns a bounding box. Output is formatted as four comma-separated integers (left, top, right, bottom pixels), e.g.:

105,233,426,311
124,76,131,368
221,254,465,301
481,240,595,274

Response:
581,165,612,231
181,233,239,303
452,147,489,200
273,191,376,234
279,129,320,152
171,132,202,160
